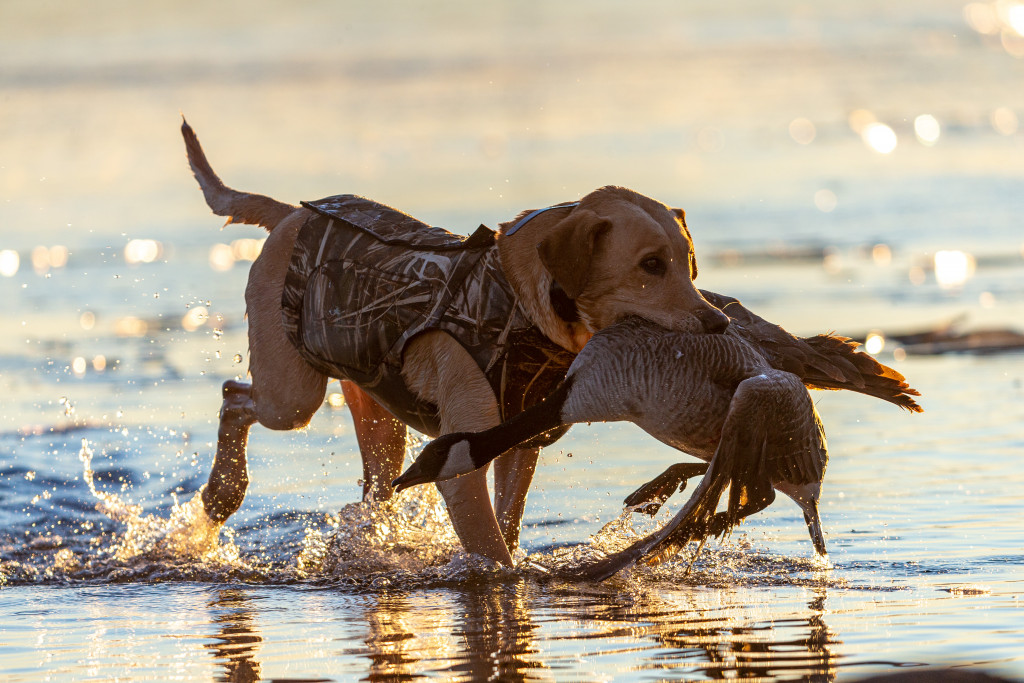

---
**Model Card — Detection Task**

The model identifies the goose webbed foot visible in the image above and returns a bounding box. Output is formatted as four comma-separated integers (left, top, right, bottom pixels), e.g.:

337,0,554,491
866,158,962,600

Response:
567,461,734,582
624,462,710,515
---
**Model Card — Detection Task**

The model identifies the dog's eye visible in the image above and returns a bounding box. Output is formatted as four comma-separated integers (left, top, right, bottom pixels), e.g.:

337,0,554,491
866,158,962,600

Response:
640,256,667,276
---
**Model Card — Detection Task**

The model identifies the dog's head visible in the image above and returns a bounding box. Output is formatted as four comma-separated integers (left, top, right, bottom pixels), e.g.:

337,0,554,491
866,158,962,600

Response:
520,186,727,345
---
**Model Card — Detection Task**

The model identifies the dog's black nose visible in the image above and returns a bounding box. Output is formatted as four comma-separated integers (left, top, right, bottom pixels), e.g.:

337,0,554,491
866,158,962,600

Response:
697,307,730,334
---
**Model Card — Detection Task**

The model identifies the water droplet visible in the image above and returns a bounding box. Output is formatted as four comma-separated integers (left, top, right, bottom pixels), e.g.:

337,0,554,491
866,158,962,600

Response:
233,354,243,364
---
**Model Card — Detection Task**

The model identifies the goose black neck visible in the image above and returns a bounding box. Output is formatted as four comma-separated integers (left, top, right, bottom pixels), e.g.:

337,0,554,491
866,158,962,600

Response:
468,375,576,467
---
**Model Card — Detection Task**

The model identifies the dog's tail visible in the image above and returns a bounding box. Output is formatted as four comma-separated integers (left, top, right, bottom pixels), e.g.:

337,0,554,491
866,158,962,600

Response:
181,117,297,231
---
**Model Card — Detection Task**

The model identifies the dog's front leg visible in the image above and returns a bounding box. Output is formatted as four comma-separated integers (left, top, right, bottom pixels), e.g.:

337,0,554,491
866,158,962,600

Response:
493,447,540,556
402,331,514,566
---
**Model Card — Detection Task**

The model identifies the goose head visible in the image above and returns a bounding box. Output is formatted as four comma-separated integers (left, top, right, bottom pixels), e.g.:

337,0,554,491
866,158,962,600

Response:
392,433,479,492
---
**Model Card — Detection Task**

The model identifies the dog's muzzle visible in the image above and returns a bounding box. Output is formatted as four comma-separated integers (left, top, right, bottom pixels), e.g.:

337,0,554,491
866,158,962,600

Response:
697,307,730,334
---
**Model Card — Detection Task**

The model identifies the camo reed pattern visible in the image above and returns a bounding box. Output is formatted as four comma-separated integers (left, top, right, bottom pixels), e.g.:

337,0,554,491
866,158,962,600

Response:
281,195,575,436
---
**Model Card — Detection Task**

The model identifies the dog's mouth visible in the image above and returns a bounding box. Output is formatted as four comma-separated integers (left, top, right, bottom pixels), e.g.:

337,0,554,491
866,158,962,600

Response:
549,282,580,323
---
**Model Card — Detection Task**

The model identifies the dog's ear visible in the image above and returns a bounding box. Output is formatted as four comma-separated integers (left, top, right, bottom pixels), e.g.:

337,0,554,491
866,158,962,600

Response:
536,209,611,300
670,207,698,279
671,207,686,227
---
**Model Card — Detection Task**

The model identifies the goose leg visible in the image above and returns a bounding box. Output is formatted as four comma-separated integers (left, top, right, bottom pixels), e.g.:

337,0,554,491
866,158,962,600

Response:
572,454,734,581
623,462,710,515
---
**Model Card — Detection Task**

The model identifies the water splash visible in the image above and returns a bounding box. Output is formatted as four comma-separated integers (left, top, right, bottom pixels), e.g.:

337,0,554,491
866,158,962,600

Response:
78,438,239,566
296,484,461,580
522,505,849,589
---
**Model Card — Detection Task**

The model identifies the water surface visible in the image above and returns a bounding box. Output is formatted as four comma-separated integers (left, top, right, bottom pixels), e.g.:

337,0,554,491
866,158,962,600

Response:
2,1,1023,680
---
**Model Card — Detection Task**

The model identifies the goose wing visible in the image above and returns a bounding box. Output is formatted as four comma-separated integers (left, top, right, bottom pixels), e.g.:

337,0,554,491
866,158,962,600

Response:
576,370,826,581
700,290,922,412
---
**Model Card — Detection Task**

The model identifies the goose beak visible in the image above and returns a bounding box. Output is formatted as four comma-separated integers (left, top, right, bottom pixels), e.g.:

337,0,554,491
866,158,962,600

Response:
392,461,431,492
392,436,477,492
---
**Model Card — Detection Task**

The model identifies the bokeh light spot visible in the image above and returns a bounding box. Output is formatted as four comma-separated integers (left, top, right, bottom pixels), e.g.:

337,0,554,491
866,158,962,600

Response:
862,122,898,154
182,306,210,332
865,332,885,355
872,243,892,266
209,243,235,272
964,2,1000,34
934,250,975,289
789,117,816,145
991,107,1018,135
0,250,19,277
914,114,941,145
814,189,838,213
848,109,876,134
124,239,163,265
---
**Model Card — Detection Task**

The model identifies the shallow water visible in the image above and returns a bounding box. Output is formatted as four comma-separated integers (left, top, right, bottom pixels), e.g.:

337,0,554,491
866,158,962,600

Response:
2,0,1024,680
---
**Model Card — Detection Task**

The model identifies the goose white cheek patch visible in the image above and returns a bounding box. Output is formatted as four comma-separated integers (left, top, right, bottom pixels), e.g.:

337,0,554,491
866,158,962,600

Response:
437,440,474,480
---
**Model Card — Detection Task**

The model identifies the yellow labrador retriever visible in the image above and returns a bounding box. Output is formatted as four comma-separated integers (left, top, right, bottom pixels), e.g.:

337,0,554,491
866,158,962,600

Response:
181,119,728,566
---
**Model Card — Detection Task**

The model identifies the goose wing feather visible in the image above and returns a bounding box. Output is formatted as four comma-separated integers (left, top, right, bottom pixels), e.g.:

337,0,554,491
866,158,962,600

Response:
700,290,922,412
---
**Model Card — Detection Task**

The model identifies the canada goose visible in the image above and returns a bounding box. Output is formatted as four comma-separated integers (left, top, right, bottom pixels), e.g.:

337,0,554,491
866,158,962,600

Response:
394,305,920,580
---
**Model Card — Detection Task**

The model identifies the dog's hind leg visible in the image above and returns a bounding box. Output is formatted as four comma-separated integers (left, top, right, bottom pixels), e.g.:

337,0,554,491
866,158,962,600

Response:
201,380,259,522
340,381,407,502
199,205,328,524
493,447,539,556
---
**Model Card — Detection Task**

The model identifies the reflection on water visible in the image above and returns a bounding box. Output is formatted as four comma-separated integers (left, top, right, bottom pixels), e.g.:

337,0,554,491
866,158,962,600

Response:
206,590,265,683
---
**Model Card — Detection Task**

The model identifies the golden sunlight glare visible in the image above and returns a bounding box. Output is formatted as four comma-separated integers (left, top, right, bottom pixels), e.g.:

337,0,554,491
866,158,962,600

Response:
114,316,148,337
872,243,892,266
182,306,210,332
124,239,163,265
964,2,1000,33
231,238,265,262
0,250,19,277
209,243,235,271
865,332,885,355
934,250,975,289
914,115,941,145
1007,2,1024,35
862,122,898,154
848,108,876,134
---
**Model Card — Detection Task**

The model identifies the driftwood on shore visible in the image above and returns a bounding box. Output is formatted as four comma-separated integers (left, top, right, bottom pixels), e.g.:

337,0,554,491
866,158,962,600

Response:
856,316,1024,356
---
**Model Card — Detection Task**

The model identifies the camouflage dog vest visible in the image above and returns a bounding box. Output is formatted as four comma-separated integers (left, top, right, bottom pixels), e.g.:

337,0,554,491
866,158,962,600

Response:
281,195,575,437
